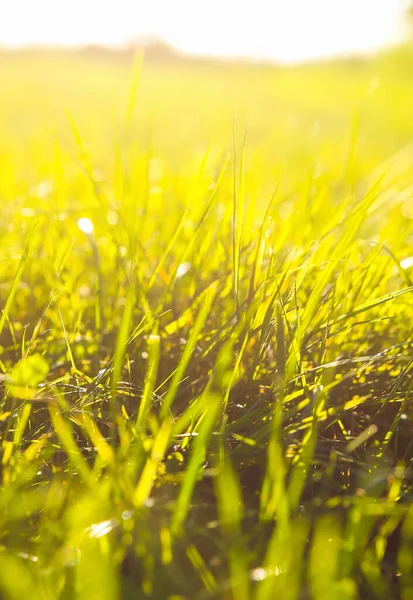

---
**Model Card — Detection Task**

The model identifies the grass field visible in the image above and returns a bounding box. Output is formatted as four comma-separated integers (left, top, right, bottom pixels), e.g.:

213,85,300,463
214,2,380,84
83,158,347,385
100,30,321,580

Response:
1,46,413,599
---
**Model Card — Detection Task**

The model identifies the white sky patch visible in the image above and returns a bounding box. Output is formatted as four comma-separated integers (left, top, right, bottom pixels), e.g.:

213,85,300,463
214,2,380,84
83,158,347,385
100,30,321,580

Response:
0,0,406,63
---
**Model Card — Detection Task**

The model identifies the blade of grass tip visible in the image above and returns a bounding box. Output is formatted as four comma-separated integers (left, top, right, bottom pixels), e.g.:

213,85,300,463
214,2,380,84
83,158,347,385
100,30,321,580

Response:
148,146,211,291
324,284,413,328
3,314,17,359
254,515,310,600
48,401,94,487
260,422,288,522
56,306,80,396
215,448,250,600
346,423,378,454
185,336,235,436
159,281,218,420
171,391,221,537
13,403,32,449
248,177,282,306
309,515,343,599
139,124,153,238
232,123,247,322
287,385,326,511
66,110,95,182
28,238,74,354
113,136,125,211
171,389,208,439
285,194,371,379
275,302,287,385
345,109,360,188
321,169,386,243
237,129,247,311
160,153,230,304
398,504,413,596
147,193,190,291
133,417,173,506
111,280,136,421
78,412,115,467
67,111,108,212
250,279,285,381
373,360,413,461
338,501,377,585
91,233,104,367
186,545,217,594
222,329,249,409
221,299,261,409
374,242,413,288
126,50,144,127
232,118,238,318
53,135,66,210
153,363,181,396
85,311,157,396
285,283,305,384
68,117,105,362
126,310,156,346
260,307,289,521
0,220,39,339
136,325,161,429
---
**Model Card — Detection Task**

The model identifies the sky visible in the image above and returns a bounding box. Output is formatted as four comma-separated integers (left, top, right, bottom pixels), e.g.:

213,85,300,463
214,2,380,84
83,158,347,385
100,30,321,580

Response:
0,0,409,63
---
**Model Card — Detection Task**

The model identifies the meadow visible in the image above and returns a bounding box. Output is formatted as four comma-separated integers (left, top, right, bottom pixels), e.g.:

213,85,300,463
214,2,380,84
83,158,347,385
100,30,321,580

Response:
1,46,413,599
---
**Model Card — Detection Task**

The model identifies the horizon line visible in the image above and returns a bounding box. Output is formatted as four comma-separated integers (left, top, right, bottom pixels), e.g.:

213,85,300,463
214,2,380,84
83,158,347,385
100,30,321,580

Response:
0,37,400,67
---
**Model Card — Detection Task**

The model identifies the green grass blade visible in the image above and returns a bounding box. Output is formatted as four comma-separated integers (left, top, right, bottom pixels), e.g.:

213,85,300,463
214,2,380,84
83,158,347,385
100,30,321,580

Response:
0,221,39,339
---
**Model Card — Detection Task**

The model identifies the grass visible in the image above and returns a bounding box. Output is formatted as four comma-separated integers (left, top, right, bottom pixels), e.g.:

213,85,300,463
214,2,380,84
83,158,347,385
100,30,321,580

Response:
1,45,413,598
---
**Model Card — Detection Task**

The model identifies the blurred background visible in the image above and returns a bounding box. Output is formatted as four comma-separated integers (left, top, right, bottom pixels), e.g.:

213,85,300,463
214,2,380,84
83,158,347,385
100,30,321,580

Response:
1,0,413,226
0,0,409,63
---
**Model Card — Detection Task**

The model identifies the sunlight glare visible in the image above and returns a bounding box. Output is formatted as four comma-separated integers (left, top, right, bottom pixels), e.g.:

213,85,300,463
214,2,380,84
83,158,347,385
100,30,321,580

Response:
0,0,406,63
78,217,94,235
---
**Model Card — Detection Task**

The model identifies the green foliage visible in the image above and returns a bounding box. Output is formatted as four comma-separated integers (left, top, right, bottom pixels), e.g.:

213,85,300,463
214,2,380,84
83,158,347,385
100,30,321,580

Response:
1,47,413,599
6,353,49,400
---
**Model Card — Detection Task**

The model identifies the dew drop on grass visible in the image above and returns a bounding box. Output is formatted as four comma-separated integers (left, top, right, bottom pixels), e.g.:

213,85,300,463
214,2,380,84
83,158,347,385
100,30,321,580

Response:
78,285,91,298
87,519,117,539
17,552,38,563
176,261,191,278
250,568,266,582
20,207,36,217
400,256,413,270
78,217,94,234
250,566,282,581
92,169,103,182
107,211,119,226
31,180,53,199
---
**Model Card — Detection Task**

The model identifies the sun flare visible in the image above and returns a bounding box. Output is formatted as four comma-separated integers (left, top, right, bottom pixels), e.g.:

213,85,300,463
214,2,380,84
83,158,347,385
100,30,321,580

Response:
0,0,405,63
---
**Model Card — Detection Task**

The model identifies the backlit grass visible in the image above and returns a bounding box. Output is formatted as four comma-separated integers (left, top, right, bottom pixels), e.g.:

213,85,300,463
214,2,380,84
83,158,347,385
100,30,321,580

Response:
1,47,413,599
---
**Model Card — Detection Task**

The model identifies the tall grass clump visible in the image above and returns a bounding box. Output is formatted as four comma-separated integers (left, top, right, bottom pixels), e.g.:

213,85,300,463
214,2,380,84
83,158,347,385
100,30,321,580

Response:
0,47,413,599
